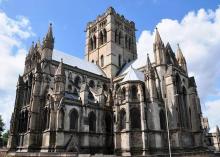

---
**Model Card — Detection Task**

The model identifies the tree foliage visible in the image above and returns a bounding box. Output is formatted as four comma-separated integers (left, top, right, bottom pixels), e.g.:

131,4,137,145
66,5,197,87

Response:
0,115,5,137
2,130,9,146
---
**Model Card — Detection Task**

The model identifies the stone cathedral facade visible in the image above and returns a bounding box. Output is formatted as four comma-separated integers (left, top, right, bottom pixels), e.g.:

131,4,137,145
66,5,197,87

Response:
7,7,212,156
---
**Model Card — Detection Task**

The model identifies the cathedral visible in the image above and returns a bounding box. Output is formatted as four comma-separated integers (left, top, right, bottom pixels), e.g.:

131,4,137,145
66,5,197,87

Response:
7,7,215,156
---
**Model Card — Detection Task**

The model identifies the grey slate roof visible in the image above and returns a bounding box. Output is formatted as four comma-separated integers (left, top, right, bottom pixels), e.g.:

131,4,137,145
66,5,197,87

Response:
121,66,145,83
53,49,106,77
119,53,147,76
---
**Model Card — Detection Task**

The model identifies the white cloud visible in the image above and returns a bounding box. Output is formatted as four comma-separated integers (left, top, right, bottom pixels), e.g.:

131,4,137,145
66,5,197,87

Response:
137,7,220,129
204,99,220,132
0,11,34,130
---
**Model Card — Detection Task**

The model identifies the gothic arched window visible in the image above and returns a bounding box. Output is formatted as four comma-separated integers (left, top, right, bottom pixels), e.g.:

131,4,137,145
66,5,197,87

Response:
175,74,181,94
103,83,108,91
58,108,65,129
68,84,72,93
89,80,95,88
89,38,93,51
118,55,121,67
115,29,118,43
119,109,126,130
73,88,79,97
68,72,72,80
159,110,166,130
130,108,141,129
101,55,104,67
43,107,49,130
128,38,131,50
125,35,128,48
103,29,107,43
88,91,95,101
105,113,112,133
74,76,81,88
93,35,97,49
69,109,79,130
99,31,104,45
131,85,138,99
88,111,96,132
118,31,122,45
121,87,126,100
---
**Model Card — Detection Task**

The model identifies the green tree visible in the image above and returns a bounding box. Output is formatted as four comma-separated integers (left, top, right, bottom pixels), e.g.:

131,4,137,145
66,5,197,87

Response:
2,130,9,147
0,115,5,137
0,115,5,147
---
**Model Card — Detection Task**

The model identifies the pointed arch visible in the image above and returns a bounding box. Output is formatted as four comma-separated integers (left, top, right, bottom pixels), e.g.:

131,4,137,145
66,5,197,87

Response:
68,72,73,80
130,107,141,129
43,107,50,130
88,111,96,132
69,108,79,130
89,80,95,88
93,35,97,49
159,110,166,130
103,83,108,91
115,29,118,43
175,74,181,94
74,76,81,88
119,109,126,130
100,55,104,67
99,31,104,45
105,112,112,133
118,31,122,45
103,29,107,43
118,54,121,67
131,85,138,99
128,38,131,50
68,84,72,93
89,38,93,51
73,88,79,97
58,108,65,129
88,91,95,101
121,87,126,100
125,34,128,48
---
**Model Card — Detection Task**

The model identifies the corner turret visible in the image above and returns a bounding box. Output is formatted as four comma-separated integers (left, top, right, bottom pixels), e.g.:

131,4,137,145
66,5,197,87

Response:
41,23,54,60
176,44,187,73
153,28,166,65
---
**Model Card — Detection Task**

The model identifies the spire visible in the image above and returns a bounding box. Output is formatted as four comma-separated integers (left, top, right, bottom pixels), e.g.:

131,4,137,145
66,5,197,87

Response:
55,59,65,76
46,23,53,40
17,75,24,86
166,42,171,49
28,41,35,55
36,39,41,48
176,44,188,73
216,125,220,134
176,44,186,65
43,23,54,50
35,63,42,73
154,27,163,44
145,54,155,78
146,53,152,70
153,28,165,65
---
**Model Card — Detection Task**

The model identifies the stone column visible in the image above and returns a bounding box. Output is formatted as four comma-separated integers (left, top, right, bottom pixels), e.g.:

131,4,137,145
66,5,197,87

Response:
139,84,148,155
123,85,131,156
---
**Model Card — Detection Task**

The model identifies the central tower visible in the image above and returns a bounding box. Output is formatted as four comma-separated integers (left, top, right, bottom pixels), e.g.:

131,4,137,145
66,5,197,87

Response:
85,7,137,78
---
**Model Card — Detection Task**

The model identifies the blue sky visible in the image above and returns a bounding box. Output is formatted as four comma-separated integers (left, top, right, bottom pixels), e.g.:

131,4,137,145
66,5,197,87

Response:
0,0,220,131
1,0,219,58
